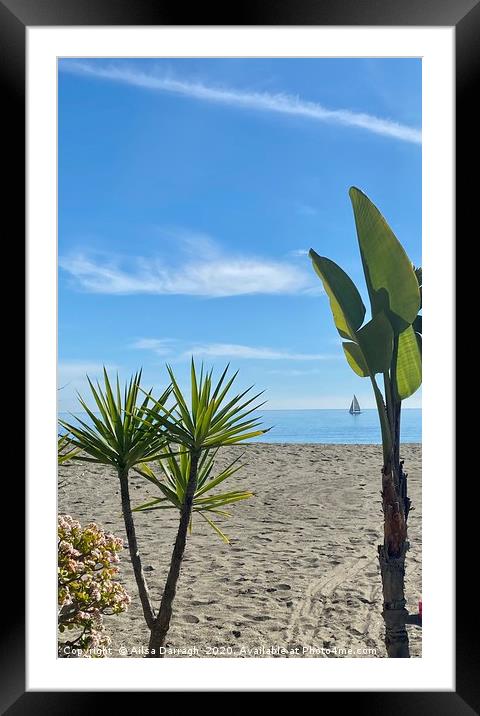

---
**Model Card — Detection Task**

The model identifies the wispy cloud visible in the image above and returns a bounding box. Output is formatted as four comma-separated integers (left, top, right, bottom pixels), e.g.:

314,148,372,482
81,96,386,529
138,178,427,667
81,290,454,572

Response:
289,249,310,258
185,343,335,361
294,203,318,217
131,338,337,362
61,61,421,144
267,367,326,376
130,338,175,355
59,236,318,297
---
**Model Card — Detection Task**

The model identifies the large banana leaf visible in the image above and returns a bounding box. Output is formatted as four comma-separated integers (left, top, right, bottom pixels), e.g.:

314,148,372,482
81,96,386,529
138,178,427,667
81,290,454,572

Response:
395,325,422,400
349,187,420,333
340,343,393,460
342,342,369,377
342,312,393,378
309,188,421,463
309,250,366,339
356,311,394,375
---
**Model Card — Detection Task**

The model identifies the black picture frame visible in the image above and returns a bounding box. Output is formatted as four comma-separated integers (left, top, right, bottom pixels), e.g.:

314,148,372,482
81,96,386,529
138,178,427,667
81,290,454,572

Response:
4,0,466,709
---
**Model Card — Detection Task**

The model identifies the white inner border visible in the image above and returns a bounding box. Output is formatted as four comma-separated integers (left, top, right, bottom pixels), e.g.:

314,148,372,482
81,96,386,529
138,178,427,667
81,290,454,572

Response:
27,26,454,691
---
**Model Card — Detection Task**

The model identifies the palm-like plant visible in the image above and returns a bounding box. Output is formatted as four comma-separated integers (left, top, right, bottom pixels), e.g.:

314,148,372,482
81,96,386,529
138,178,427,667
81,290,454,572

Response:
57,433,80,464
309,187,422,658
59,369,172,629
140,360,267,657
134,448,252,543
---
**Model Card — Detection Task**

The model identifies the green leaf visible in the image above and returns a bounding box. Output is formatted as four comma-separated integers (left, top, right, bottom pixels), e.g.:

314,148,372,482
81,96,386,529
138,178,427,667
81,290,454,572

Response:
132,497,169,512
309,250,366,339
349,187,420,332
195,459,243,496
342,342,369,377
395,325,422,400
130,361,260,538
191,358,199,421
341,312,393,378
196,448,219,489
132,464,163,489
204,429,267,446
59,370,171,471
57,434,80,464
371,374,393,463
356,311,394,375
166,365,196,435
198,512,230,544
194,490,253,505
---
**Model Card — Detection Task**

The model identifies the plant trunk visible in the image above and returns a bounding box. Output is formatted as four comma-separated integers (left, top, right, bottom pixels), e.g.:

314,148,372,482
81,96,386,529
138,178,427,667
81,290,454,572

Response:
377,363,413,658
146,451,199,658
378,445,410,657
378,541,410,658
394,403,411,522
118,468,156,629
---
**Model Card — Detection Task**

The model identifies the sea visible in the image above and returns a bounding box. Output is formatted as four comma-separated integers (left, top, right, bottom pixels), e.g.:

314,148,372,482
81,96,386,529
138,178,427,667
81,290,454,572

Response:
59,409,421,445
250,409,421,444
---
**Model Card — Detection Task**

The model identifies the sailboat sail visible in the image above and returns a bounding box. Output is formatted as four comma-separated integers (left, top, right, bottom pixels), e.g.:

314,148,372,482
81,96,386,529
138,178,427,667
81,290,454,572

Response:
349,395,361,414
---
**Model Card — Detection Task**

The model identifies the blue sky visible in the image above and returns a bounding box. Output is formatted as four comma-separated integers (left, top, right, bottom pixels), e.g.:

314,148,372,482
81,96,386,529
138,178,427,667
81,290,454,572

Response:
58,58,421,411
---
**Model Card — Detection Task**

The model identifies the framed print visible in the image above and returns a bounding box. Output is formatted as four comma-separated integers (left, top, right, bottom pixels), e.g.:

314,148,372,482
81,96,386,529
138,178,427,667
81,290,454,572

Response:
1,0,468,709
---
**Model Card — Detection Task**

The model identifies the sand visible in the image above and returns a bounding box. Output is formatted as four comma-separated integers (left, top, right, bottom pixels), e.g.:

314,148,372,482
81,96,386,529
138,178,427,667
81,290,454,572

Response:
58,443,421,658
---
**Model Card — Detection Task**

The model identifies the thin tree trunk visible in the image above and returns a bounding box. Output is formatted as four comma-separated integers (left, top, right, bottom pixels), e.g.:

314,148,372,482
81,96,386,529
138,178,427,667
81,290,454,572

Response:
393,401,401,474
378,541,410,658
378,354,412,658
118,468,156,629
147,452,199,658
378,450,410,658
394,404,411,522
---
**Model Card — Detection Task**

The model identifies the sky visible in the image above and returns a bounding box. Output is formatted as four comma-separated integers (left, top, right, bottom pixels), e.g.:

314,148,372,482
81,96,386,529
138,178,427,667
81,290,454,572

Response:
58,58,422,412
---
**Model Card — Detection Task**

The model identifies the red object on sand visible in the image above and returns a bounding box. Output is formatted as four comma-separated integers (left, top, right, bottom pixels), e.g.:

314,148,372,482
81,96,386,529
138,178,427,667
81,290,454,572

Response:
419,600,422,617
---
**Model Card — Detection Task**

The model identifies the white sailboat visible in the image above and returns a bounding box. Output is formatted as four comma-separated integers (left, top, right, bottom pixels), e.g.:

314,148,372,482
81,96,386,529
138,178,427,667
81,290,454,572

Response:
349,395,361,415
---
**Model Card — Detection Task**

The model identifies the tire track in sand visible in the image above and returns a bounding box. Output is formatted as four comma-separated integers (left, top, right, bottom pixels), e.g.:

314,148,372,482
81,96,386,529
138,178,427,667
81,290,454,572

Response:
285,553,372,653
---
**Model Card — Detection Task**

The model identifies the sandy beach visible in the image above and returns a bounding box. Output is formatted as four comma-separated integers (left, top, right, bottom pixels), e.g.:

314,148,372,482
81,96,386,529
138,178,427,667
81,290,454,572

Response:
58,443,421,658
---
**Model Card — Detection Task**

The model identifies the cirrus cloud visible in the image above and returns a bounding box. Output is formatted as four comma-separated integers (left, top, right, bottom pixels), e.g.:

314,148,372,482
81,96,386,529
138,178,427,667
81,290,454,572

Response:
60,61,421,144
59,242,319,297
130,338,338,362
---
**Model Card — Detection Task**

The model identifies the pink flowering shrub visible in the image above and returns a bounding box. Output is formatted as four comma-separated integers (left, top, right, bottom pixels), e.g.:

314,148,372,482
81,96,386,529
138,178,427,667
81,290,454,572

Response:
58,515,131,657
